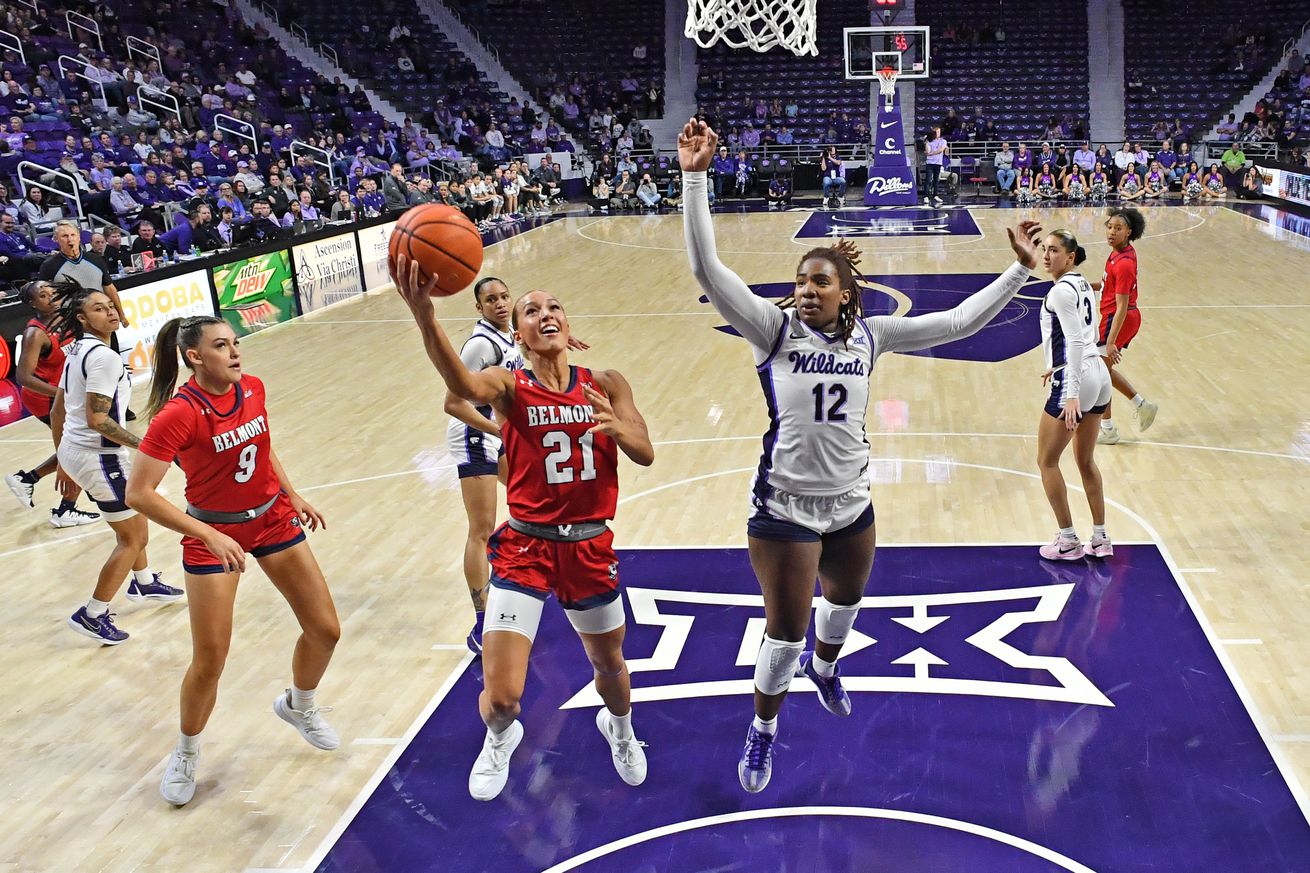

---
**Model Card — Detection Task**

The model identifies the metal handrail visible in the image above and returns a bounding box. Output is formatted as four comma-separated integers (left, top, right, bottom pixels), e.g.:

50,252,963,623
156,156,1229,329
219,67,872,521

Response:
64,11,102,53
319,43,338,67
56,54,107,108
215,113,258,155
261,1,279,25
17,160,85,225
137,84,180,126
0,29,25,65
443,6,500,65
1201,139,1279,163
290,22,309,45
125,36,161,70
290,139,337,187
13,0,36,13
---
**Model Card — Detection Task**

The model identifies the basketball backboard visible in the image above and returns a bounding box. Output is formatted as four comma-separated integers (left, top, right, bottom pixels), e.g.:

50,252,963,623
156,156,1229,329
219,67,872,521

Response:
844,26,930,80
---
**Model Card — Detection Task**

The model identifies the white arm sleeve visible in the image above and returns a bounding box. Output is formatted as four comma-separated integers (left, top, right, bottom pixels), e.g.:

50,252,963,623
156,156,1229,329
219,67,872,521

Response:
682,171,786,357
868,262,1032,355
83,345,124,397
1047,281,1085,398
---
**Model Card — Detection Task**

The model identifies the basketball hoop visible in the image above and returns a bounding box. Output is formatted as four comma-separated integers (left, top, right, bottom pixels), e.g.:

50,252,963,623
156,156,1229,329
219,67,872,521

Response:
876,66,899,111
684,0,818,56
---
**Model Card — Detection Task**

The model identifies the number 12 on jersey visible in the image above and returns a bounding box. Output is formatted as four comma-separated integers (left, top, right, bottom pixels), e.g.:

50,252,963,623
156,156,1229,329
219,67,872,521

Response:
542,431,596,484
812,382,849,422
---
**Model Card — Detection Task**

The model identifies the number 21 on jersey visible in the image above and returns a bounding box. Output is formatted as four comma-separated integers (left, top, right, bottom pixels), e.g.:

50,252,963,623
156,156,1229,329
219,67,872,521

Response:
542,431,595,484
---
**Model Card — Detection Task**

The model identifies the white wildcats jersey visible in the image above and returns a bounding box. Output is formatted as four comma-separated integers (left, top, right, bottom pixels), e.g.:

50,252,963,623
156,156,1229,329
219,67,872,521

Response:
754,310,874,498
59,337,131,452
445,320,524,431
1041,272,1099,372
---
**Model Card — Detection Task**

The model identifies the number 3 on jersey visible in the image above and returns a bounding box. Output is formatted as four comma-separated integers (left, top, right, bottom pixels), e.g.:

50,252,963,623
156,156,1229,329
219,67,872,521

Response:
542,431,596,484
235,444,258,483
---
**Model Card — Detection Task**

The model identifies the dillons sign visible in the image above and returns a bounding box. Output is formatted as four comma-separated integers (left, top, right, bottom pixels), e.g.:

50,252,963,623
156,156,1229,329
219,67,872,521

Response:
866,176,914,195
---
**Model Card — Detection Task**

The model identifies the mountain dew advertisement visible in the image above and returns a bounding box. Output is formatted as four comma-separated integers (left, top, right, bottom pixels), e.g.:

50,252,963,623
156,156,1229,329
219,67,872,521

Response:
213,250,298,336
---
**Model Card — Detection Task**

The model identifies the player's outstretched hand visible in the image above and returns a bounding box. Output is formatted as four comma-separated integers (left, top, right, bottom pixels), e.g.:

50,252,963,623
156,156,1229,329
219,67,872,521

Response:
582,384,622,439
677,118,719,173
201,530,246,574
567,335,591,351
391,253,438,312
289,492,327,532
1006,220,1043,269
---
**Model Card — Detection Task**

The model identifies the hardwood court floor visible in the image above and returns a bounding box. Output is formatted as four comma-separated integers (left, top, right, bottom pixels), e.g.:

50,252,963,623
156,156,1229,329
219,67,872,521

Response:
1,202,1307,871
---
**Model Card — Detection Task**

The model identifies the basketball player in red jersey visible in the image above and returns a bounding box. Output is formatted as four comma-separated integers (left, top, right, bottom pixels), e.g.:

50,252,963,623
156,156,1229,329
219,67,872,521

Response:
1092,207,1159,446
126,315,341,807
3,280,100,526
394,254,655,802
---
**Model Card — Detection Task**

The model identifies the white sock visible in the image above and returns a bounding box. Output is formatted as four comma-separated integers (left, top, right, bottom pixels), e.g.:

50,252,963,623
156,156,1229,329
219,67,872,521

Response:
178,731,200,754
1059,527,1077,540
752,714,777,736
488,722,514,741
607,708,633,740
1101,418,1115,429
133,568,155,586
1132,394,1144,407
290,685,316,712
86,597,111,616
1093,524,1108,539
812,653,837,678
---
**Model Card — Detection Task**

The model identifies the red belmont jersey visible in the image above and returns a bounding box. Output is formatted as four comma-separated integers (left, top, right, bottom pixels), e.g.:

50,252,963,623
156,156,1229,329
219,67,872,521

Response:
20,318,68,417
137,375,281,512
501,366,619,525
1100,244,1138,317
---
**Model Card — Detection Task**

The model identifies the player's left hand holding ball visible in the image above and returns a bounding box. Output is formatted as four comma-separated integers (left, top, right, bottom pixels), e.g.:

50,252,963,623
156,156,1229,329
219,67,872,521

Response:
391,253,438,312
287,492,327,531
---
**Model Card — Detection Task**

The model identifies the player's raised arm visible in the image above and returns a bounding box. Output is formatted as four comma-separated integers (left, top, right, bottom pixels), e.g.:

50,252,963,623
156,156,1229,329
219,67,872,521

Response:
869,220,1042,355
393,254,514,406
679,119,786,353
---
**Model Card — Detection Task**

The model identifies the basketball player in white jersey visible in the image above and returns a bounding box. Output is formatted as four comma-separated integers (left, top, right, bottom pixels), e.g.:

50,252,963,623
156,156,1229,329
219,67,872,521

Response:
679,119,1043,793
49,283,182,645
448,278,525,654
1035,230,1113,561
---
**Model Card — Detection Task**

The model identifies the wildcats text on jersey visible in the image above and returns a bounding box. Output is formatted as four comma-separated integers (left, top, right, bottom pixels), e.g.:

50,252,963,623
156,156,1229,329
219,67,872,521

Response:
788,350,867,376
525,404,595,427
210,415,267,453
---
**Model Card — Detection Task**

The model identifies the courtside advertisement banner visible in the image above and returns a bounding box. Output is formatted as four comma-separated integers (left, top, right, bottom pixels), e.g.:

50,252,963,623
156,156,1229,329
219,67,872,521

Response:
358,220,398,292
212,250,298,337
115,268,215,375
1256,164,1310,209
293,231,363,314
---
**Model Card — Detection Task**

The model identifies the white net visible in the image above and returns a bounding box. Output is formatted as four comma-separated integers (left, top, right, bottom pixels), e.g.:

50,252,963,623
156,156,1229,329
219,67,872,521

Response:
684,0,818,57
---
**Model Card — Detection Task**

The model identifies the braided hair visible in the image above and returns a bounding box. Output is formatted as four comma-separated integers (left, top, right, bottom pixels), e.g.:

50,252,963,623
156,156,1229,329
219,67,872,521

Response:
46,279,102,340
781,239,866,344
144,315,227,420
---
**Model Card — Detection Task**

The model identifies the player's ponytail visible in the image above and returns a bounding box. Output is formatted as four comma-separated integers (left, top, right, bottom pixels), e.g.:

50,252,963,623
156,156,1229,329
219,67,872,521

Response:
144,315,225,420
47,278,96,339
786,240,866,345
1074,245,1086,265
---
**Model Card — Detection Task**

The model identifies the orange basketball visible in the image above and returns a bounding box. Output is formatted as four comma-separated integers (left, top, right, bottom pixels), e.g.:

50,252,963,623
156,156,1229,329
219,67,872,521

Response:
388,204,484,297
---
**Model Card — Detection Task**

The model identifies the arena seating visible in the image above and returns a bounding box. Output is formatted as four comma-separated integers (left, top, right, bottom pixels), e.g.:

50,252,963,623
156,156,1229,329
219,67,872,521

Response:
695,0,868,143
445,0,664,141
1123,0,1308,144
915,1,1089,142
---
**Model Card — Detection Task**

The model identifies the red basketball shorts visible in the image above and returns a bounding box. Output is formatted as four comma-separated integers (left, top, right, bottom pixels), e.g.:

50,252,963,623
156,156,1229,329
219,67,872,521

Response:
486,522,620,610
1099,308,1141,351
182,493,306,574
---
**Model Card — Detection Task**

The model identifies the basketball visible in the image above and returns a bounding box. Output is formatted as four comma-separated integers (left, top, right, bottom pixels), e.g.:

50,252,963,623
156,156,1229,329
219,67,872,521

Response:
388,204,484,297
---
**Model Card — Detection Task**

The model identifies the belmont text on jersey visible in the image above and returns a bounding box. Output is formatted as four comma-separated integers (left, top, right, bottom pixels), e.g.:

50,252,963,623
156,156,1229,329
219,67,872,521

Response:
525,404,596,427
210,415,268,453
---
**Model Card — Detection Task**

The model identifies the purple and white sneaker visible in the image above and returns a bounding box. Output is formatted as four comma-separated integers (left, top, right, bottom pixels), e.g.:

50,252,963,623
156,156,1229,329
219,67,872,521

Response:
126,574,185,603
67,607,129,645
1039,536,1084,562
738,725,775,793
1082,535,1114,558
797,651,851,717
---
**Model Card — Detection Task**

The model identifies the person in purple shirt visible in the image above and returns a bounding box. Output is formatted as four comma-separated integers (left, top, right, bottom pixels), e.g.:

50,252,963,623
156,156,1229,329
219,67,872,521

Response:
0,212,44,278
89,154,115,192
1155,138,1178,184
1013,142,1033,174
710,145,736,198
1072,142,1096,174
202,144,235,184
